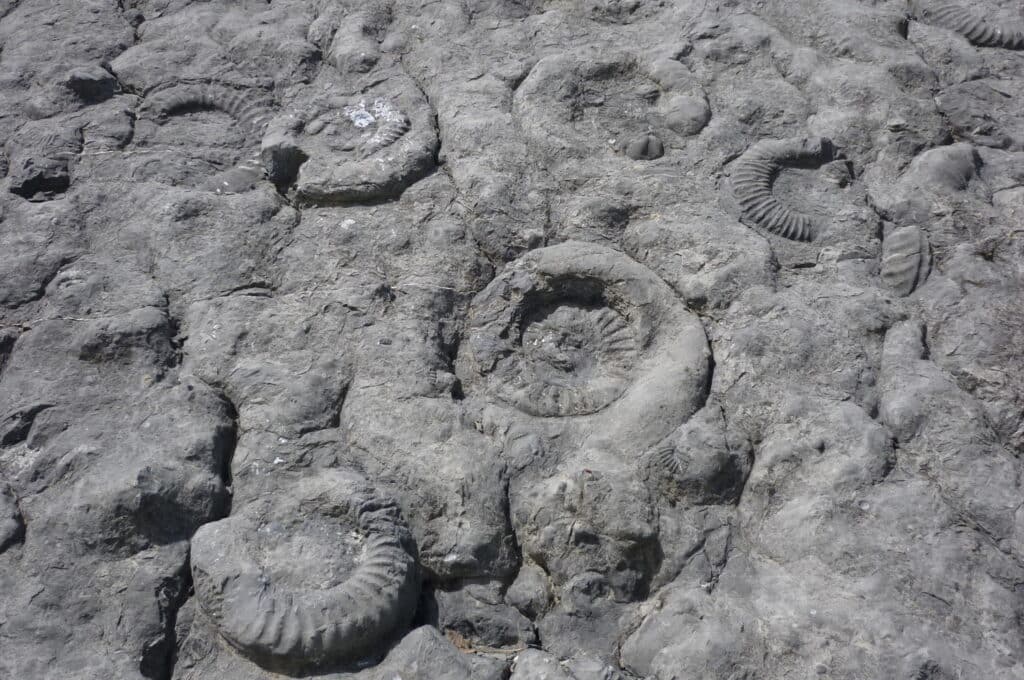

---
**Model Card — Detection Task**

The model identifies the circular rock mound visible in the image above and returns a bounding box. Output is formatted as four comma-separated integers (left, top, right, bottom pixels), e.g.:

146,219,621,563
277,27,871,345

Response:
286,81,438,205
513,50,709,161
190,469,420,672
455,241,710,424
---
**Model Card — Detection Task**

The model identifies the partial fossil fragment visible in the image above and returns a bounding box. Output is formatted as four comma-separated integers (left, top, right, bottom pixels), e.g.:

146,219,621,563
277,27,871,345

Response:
0,478,23,553
908,1,1024,49
140,81,274,194
730,137,839,242
143,81,275,136
291,84,437,204
881,225,930,296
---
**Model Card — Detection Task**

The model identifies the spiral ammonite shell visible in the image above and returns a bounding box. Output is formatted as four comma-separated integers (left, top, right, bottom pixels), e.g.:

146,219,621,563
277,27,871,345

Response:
190,470,419,672
456,241,711,427
501,303,639,417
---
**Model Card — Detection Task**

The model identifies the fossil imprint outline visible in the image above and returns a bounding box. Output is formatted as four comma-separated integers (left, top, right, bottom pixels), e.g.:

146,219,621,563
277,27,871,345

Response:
729,137,838,242
907,1,1024,49
456,241,711,432
140,83,414,193
141,82,274,193
881,225,931,297
500,304,640,418
305,97,412,160
190,471,419,670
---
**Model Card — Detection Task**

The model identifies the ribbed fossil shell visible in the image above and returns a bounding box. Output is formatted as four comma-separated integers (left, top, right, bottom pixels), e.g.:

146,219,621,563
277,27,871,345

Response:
643,402,751,506
908,1,1024,49
360,99,411,158
299,98,411,160
144,82,275,137
650,445,688,493
142,83,274,193
294,86,437,205
190,470,419,671
338,98,411,159
730,136,837,242
502,304,639,417
881,225,930,296
456,241,711,425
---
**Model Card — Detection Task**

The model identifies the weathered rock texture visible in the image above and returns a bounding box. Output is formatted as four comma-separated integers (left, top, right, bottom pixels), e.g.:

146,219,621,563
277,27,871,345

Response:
1,1,1023,679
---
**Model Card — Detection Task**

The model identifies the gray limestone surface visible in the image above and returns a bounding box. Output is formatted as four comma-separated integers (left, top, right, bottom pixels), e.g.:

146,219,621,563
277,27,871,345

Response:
1,1,1023,679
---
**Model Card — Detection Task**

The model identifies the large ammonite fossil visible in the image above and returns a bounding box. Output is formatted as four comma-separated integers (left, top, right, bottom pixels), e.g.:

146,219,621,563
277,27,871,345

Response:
456,241,710,429
189,470,419,672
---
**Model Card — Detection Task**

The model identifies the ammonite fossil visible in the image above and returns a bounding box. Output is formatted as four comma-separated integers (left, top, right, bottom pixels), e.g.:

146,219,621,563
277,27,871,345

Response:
881,225,931,297
729,137,839,242
908,1,1024,50
143,81,275,137
455,241,710,433
190,469,419,672
513,50,710,161
300,97,411,160
289,84,437,205
138,81,274,194
498,302,639,417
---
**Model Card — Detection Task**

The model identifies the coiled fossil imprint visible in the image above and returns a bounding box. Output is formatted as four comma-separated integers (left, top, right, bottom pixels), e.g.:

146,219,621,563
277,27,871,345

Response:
144,82,275,136
729,137,839,242
190,470,419,671
290,85,437,204
501,302,639,417
907,1,1024,49
455,241,711,440
140,82,275,194
349,98,412,159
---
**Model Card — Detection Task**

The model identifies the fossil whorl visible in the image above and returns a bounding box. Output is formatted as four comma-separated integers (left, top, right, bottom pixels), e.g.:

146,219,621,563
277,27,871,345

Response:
141,82,274,193
455,241,710,438
907,1,1024,49
881,225,931,297
349,98,411,159
498,302,640,417
293,78,437,205
301,97,412,159
143,82,276,137
190,470,419,671
729,136,837,242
